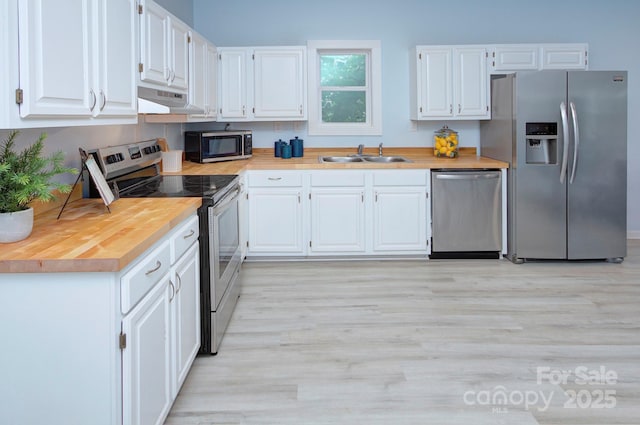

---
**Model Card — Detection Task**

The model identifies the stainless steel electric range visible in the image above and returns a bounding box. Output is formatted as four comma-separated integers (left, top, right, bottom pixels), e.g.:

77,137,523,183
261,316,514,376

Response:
84,139,241,354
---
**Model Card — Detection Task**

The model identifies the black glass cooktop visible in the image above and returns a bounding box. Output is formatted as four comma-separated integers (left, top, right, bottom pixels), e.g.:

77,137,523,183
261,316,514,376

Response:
119,174,239,204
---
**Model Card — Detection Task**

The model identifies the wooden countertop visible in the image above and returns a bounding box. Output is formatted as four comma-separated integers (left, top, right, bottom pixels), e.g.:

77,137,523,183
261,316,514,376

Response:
163,148,509,175
0,147,505,274
0,198,201,273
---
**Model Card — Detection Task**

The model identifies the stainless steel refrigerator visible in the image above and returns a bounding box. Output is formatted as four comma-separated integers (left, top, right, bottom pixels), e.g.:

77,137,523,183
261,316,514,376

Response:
480,71,627,262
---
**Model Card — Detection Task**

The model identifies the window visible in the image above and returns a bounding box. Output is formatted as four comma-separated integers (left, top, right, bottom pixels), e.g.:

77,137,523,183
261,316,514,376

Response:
308,40,382,136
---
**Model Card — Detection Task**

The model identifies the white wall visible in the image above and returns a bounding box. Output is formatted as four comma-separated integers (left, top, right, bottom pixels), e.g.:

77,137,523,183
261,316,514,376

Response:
193,0,640,235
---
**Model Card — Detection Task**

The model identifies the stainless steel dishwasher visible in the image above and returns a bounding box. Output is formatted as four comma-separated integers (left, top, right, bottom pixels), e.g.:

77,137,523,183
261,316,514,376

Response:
430,169,502,259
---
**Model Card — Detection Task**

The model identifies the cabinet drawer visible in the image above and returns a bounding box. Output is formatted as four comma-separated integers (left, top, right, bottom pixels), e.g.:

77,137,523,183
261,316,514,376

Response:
248,171,303,187
121,241,171,314
311,171,365,187
170,215,199,264
373,170,427,186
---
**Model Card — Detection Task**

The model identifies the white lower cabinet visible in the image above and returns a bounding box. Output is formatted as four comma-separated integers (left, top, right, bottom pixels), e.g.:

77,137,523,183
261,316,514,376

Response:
245,170,429,258
122,271,173,425
310,187,366,253
309,171,366,254
171,243,200,394
122,214,200,425
0,213,200,425
373,187,427,252
247,171,305,255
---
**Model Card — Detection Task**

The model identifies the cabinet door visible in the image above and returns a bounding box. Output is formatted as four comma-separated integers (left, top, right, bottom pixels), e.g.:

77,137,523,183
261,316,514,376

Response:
172,243,200,396
18,0,92,117
416,47,452,118
540,44,588,70
122,276,172,425
168,17,189,90
95,0,137,117
253,47,306,119
188,32,207,113
310,188,366,253
490,45,538,72
247,189,304,254
218,48,248,119
140,0,169,86
373,187,427,252
205,43,218,117
453,47,489,118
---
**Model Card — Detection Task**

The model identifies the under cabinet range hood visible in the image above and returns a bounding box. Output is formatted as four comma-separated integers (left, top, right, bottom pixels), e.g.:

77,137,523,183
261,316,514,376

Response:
137,86,205,114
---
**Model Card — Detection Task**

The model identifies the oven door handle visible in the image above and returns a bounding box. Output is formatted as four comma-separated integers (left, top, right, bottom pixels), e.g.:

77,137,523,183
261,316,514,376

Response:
212,186,241,214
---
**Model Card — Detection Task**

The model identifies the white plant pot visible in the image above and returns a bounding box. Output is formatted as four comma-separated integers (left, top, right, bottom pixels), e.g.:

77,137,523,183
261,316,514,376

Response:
0,207,34,243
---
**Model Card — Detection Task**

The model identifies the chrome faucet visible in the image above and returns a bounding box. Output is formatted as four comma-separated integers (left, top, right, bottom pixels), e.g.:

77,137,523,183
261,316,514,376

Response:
357,144,364,156
378,143,383,157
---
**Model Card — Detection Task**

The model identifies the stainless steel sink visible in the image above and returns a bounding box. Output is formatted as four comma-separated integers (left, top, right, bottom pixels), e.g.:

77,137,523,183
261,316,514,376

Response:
362,156,412,163
318,155,412,163
318,156,365,163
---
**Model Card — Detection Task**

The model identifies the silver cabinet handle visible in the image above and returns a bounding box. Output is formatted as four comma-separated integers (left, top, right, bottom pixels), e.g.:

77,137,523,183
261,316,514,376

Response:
175,273,182,293
449,104,453,114
559,102,570,184
169,280,175,301
144,260,162,276
99,90,106,111
89,89,97,112
569,101,580,184
242,105,246,116
458,104,461,113
183,229,195,239
268,177,282,181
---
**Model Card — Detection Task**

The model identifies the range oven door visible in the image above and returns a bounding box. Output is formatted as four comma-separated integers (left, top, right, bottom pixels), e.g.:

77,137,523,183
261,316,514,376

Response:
208,185,242,310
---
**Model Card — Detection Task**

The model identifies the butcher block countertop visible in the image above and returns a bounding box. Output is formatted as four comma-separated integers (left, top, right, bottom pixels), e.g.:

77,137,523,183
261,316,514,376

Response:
0,147,505,274
163,148,509,175
0,197,201,274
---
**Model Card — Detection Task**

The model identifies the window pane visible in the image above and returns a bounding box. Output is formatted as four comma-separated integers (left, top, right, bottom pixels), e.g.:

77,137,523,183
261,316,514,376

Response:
320,54,366,87
321,91,366,123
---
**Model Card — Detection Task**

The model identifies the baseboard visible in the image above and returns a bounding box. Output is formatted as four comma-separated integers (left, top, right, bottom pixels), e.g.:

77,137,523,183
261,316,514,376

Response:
628,231,640,240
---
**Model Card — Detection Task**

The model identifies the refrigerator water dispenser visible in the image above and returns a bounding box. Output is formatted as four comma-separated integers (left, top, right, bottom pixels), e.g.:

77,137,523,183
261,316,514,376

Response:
525,122,557,164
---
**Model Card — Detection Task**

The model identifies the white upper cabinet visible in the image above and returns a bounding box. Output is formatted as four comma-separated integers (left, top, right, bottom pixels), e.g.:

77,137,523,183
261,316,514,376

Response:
18,0,92,118
218,48,249,120
411,45,489,120
1,0,137,128
540,44,588,70
453,47,489,118
138,0,189,93
94,0,138,117
174,30,217,120
489,43,588,73
490,44,539,72
218,46,307,121
253,47,306,119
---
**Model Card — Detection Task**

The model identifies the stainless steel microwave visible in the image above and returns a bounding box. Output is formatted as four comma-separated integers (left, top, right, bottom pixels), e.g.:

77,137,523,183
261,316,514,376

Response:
184,130,252,163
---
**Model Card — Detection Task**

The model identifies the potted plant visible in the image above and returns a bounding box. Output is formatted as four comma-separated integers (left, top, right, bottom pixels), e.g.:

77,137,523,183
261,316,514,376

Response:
0,130,78,243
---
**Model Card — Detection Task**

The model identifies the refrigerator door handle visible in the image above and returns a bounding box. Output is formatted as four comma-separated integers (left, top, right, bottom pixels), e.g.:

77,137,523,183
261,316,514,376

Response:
569,101,580,184
560,102,570,183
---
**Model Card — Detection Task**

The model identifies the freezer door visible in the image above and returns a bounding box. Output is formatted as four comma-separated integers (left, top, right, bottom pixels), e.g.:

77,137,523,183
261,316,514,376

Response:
566,71,627,259
513,71,568,259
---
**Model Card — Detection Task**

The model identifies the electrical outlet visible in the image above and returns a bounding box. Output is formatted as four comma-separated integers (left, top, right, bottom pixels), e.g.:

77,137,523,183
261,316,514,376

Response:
409,121,418,132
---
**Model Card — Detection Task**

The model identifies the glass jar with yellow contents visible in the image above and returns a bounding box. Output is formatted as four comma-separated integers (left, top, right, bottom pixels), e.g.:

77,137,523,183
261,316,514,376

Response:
433,125,459,158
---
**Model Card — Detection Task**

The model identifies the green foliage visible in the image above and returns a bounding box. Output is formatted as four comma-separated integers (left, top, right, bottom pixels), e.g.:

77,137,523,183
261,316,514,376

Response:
0,130,78,213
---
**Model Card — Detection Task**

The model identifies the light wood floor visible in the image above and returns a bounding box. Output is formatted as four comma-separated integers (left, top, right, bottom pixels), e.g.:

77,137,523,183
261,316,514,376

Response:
166,241,640,425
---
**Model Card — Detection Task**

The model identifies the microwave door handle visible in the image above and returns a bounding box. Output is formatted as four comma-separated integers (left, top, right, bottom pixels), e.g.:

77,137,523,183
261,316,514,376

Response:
569,101,580,184
559,101,569,184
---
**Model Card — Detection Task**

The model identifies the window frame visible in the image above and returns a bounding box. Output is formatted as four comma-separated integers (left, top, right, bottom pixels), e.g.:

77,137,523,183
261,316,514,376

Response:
307,40,382,136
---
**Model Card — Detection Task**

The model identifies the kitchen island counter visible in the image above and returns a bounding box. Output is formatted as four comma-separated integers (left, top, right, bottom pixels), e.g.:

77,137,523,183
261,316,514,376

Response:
0,197,201,273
